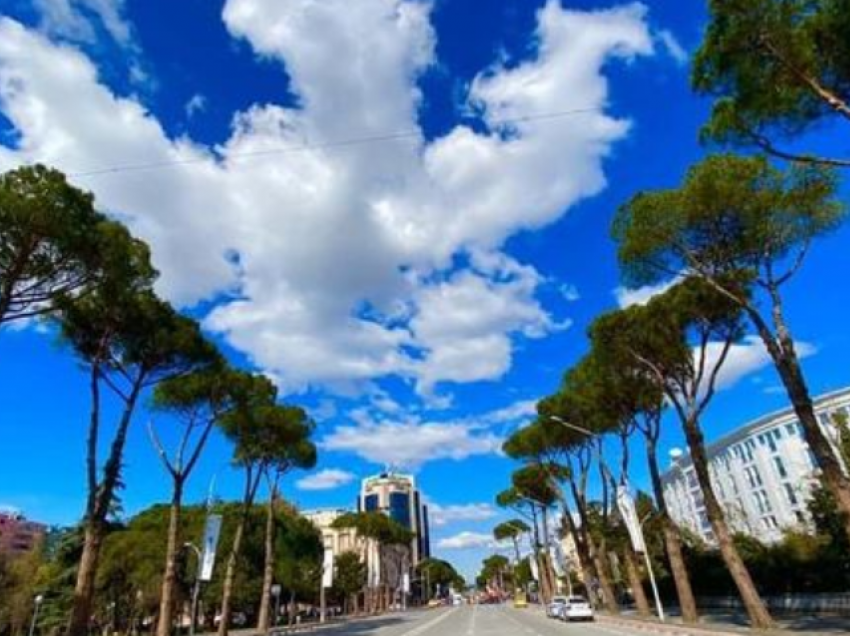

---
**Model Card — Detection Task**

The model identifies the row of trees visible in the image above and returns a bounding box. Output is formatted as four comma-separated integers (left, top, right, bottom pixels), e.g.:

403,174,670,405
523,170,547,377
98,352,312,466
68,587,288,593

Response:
1,166,317,636
496,0,849,629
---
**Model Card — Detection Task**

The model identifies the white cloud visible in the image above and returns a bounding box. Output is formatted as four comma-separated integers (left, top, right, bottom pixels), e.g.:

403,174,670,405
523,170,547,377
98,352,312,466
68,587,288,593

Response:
428,503,498,528
33,0,133,46
560,283,581,302
614,276,681,308
695,336,817,394
657,29,688,65
437,531,495,550
185,94,207,119
321,415,503,470
296,468,356,491
0,0,657,393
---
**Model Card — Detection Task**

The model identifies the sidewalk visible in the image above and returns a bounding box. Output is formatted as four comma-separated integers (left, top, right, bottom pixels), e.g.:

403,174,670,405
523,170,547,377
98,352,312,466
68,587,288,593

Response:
598,609,850,635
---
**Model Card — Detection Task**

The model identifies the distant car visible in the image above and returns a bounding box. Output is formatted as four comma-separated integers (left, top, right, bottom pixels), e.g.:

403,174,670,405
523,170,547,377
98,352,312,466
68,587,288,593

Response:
546,596,568,618
427,599,442,608
213,612,247,627
513,592,528,609
560,596,594,622
452,593,465,606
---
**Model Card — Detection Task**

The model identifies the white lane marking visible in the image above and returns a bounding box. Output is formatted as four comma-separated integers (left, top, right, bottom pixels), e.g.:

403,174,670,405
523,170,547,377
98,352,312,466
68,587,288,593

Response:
499,607,544,636
397,608,458,636
467,603,478,635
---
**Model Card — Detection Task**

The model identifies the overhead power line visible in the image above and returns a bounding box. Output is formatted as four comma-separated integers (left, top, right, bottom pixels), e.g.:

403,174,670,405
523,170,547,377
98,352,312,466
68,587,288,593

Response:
65,106,599,178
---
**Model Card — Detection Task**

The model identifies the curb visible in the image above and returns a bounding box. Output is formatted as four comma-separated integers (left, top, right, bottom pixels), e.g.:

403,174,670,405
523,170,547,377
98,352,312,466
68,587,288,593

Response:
596,614,838,636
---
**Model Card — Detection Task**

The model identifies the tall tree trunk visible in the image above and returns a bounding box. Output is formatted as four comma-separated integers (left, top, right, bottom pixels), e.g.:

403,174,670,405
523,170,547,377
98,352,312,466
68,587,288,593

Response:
645,435,698,623
587,533,618,613
555,487,596,595
217,518,245,636
623,549,650,618
754,308,850,545
156,481,184,636
682,412,774,629
67,521,105,636
256,483,278,632
68,379,143,636
568,478,617,613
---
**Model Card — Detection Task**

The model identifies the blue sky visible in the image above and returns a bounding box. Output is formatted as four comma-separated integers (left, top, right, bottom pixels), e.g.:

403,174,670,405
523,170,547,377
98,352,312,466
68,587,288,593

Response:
0,0,848,578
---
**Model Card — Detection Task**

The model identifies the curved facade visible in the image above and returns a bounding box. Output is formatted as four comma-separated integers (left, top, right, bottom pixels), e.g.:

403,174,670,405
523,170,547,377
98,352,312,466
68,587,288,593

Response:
661,387,850,545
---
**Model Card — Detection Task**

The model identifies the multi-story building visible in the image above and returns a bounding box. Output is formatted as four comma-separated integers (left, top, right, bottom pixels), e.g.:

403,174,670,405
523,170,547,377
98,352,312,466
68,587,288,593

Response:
0,510,46,555
358,471,431,565
662,387,850,545
303,508,364,557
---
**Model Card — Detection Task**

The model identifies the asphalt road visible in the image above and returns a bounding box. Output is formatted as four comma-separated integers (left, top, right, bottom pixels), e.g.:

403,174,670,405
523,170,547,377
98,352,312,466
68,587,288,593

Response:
309,605,635,636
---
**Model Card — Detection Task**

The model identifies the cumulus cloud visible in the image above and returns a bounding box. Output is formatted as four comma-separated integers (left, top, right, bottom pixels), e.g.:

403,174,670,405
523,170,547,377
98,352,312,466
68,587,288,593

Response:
319,396,537,469
437,531,495,550
428,503,498,527
321,415,503,470
695,336,817,394
0,0,658,393
296,468,357,491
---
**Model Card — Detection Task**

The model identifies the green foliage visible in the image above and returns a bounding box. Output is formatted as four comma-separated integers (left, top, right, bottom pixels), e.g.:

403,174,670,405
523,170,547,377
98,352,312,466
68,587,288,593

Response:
682,527,850,595
331,551,366,602
88,501,323,627
416,558,463,597
613,154,842,291
0,164,128,325
493,520,530,544
511,465,558,507
693,0,850,163
331,512,414,547
273,512,323,604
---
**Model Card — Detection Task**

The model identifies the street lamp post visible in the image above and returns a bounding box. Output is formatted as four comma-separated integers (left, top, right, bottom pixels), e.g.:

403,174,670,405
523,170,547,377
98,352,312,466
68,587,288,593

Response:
183,542,203,636
28,595,43,636
548,415,666,621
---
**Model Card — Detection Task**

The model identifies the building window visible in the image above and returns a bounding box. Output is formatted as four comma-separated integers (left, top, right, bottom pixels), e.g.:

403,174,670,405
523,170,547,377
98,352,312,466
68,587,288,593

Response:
773,428,783,441
753,490,772,514
745,466,763,489
765,434,778,453
364,494,379,512
784,483,798,506
762,516,779,530
773,456,788,479
389,492,411,529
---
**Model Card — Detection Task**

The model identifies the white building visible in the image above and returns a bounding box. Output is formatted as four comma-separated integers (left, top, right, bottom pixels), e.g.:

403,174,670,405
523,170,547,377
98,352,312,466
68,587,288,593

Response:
302,508,364,557
662,387,850,544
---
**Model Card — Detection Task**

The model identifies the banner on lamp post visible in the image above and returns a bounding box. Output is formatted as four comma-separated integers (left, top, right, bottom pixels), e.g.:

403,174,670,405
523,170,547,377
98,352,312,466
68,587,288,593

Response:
529,556,540,582
321,547,334,589
199,514,222,581
616,485,646,554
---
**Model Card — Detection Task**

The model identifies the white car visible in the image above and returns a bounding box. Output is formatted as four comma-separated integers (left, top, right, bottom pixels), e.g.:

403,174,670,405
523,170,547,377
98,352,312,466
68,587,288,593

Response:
546,596,568,618
560,596,594,622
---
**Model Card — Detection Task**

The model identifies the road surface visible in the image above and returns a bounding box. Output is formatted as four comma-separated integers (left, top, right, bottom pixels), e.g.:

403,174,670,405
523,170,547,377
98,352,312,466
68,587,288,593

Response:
310,605,637,636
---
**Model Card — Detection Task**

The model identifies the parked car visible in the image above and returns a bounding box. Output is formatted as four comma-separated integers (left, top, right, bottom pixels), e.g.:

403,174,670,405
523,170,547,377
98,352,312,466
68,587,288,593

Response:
213,612,248,627
560,596,594,622
546,596,568,619
513,592,528,609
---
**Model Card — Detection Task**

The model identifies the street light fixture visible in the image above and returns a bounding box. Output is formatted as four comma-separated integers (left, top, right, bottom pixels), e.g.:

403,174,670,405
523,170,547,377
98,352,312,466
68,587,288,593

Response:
28,595,44,636
183,542,203,636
